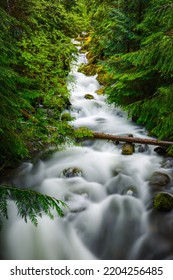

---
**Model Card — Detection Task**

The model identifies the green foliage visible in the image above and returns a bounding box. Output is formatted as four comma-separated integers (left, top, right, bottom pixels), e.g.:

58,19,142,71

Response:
0,0,90,173
0,0,92,227
0,185,67,228
88,0,173,142
127,85,173,141
74,127,94,138
0,8,29,165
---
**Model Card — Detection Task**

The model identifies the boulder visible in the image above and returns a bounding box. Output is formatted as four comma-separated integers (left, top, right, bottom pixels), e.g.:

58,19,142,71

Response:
84,94,94,100
122,143,134,155
154,146,167,155
60,167,83,178
149,171,171,187
153,192,173,211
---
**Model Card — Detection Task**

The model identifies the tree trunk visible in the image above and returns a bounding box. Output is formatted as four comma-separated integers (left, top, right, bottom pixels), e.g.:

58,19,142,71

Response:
88,132,173,147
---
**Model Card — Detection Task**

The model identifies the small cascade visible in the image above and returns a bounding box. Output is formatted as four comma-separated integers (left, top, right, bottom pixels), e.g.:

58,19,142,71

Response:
1,42,173,260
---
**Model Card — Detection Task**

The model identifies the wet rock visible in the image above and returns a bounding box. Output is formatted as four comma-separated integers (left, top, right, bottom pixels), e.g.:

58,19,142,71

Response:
96,87,104,95
138,144,149,153
126,188,135,196
154,146,167,155
116,111,124,118
153,192,173,211
70,207,86,214
60,167,83,178
84,94,94,100
149,171,171,188
95,117,106,123
161,159,173,169
122,143,134,155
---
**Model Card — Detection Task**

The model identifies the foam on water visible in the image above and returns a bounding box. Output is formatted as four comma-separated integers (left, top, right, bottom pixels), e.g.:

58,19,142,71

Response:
1,48,173,260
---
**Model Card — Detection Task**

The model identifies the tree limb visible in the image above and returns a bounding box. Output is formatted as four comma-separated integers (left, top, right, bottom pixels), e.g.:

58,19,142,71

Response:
88,132,173,147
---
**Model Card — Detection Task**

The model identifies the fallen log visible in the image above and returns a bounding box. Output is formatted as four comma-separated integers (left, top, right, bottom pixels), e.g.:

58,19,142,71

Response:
89,132,173,147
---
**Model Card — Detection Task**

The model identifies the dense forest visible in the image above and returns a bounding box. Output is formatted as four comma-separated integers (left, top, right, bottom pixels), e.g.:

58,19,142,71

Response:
0,0,173,225
0,0,89,174
84,0,173,148
1,0,173,173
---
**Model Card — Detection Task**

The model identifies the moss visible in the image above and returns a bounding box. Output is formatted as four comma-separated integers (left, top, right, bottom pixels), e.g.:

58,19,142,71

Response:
153,192,173,211
122,143,134,155
96,87,105,95
61,112,73,121
78,63,97,76
84,94,94,100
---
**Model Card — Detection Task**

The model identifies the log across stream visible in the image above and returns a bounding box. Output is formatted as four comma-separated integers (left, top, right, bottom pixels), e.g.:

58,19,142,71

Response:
84,131,173,147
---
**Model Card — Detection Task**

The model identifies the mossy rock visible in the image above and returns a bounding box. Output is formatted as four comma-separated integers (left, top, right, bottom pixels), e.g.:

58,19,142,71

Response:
60,167,83,178
79,63,97,76
84,94,94,100
96,87,105,95
153,192,173,211
122,143,134,155
61,112,72,121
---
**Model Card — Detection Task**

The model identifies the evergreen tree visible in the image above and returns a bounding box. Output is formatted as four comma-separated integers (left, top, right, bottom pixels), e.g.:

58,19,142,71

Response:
88,0,173,145
0,0,90,173
0,0,90,225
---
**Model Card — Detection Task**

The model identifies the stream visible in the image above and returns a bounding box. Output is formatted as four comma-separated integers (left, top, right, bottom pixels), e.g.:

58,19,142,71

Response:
1,41,173,260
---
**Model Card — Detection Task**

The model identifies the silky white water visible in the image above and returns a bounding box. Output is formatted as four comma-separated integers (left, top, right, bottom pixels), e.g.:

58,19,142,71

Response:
1,44,173,260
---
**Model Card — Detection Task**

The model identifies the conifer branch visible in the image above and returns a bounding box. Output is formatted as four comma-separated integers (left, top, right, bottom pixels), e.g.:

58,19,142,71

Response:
0,185,67,229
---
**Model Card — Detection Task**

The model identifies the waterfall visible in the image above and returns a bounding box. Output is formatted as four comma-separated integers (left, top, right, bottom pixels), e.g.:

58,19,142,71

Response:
1,42,173,260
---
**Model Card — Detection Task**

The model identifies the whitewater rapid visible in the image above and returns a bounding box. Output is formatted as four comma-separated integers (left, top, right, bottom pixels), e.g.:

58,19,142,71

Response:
1,42,173,260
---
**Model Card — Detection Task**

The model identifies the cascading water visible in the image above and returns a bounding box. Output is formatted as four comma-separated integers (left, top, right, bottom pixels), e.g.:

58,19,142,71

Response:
1,41,173,260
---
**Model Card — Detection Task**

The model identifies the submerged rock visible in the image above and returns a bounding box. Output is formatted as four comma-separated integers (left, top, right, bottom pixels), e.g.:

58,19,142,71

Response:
161,159,173,169
122,143,134,155
60,167,83,178
149,171,171,188
95,117,106,123
84,94,94,100
153,192,173,211
138,144,149,153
